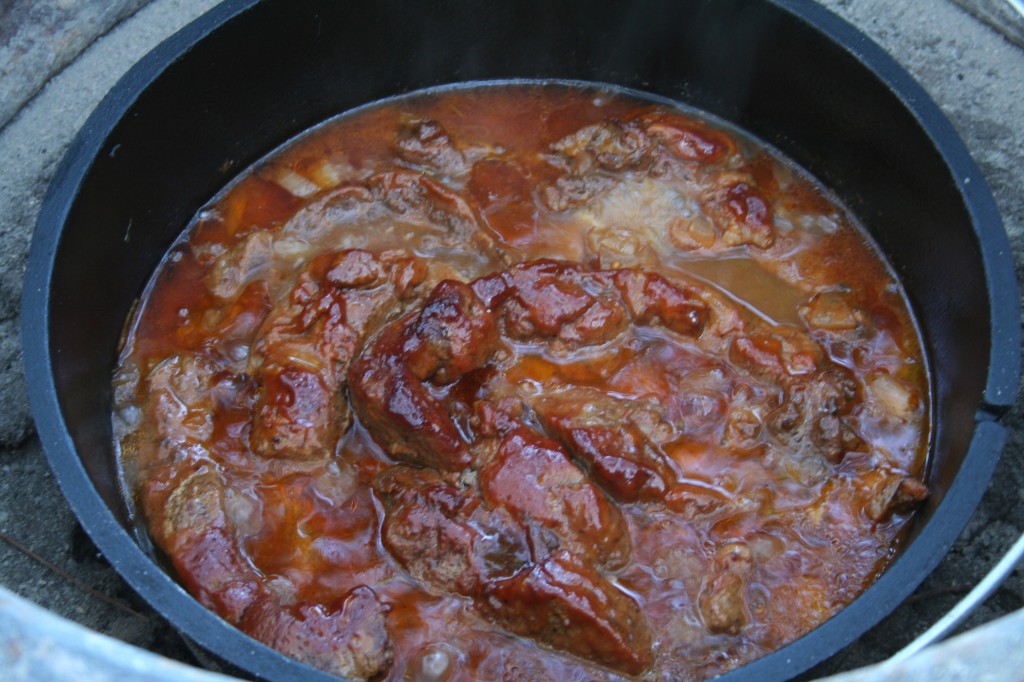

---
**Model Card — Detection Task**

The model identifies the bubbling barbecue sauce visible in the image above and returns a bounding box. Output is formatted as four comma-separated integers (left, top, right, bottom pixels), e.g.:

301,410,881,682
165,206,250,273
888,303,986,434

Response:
113,83,930,681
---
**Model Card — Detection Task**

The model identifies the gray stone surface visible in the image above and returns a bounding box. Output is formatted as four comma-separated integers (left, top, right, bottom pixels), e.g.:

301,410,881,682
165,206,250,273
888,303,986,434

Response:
0,318,30,446
0,0,1021,679
0,439,194,659
0,0,221,667
0,585,233,681
0,0,219,448
0,0,148,446
953,0,1024,48
0,0,149,130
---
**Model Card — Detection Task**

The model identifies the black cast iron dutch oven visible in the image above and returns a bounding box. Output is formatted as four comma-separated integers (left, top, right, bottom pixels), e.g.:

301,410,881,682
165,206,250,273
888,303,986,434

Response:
21,0,1021,680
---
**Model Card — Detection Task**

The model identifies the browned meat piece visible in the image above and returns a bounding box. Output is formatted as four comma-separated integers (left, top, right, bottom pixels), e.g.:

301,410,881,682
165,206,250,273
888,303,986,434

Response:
478,429,631,571
367,170,494,251
277,183,375,240
539,174,615,212
375,467,477,593
811,413,864,464
765,364,863,465
348,323,473,471
642,112,738,164
536,392,679,504
473,260,707,348
395,117,468,177
241,587,393,681
725,323,867,467
730,325,825,381
497,273,626,347
538,119,657,213
866,474,929,521
535,389,729,518
281,169,500,264
471,398,528,439
348,280,498,471
152,466,395,679
374,466,530,594
817,366,860,414
539,113,738,216
150,468,260,623
251,368,337,459
376,464,646,672
480,550,653,675
699,542,754,635
492,260,608,338
550,121,652,172
702,173,775,249
250,249,426,460
403,280,501,385
611,269,709,337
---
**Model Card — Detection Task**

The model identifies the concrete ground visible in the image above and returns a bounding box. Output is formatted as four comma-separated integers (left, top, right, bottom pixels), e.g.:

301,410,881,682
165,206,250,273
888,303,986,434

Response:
0,0,1021,679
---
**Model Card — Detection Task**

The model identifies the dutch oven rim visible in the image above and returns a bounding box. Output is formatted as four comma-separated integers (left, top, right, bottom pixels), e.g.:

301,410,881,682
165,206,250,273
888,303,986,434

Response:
20,1,1021,680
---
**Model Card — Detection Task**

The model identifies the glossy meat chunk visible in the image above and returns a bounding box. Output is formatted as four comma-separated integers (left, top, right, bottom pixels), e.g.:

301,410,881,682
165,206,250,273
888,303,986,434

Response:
251,368,337,460
375,464,651,674
643,112,737,163
348,322,473,471
374,466,529,594
479,429,631,571
251,249,426,460
403,280,500,385
702,173,775,249
148,465,393,679
480,550,653,675
153,467,260,622
472,260,709,348
348,280,498,471
242,587,393,681
494,261,626,342
551,121,652,172
536,391,679,504
610,269,710,337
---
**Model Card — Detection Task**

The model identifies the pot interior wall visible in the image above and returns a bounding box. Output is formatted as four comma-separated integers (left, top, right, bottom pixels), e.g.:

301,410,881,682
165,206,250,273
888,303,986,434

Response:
42,0,1001,678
